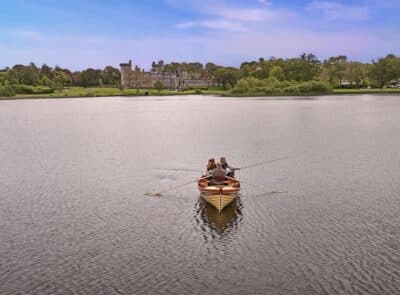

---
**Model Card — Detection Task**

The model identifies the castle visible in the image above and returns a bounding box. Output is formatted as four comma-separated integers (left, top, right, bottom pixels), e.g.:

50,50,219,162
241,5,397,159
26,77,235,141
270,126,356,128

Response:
120,60,214,90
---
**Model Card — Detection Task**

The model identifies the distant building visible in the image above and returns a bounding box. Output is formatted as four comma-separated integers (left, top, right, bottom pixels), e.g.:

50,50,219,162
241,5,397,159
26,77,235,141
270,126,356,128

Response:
120,60,133,89
120,60,214,90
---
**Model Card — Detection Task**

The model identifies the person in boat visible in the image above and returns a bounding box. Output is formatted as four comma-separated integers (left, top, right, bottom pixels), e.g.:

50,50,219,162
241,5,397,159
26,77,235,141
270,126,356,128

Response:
206,158,217,174
220,157,239,177
212,163,226,185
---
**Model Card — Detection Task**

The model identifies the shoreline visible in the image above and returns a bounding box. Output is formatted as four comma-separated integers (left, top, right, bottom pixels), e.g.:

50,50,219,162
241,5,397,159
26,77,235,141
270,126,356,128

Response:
1,88,400,100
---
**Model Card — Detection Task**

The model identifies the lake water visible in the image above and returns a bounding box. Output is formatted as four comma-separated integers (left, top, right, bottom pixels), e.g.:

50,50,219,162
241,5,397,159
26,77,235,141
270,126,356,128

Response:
1,95,400,294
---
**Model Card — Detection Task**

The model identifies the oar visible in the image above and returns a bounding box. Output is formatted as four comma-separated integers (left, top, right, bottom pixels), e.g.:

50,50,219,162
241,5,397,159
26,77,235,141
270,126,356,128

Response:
145,175,211,196
238,179,268,190
241,180,288,195
227,176,288,195
239,156,290,170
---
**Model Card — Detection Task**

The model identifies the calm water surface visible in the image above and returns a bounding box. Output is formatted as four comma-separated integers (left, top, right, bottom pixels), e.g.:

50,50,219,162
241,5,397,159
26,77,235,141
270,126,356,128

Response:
1,95,400,294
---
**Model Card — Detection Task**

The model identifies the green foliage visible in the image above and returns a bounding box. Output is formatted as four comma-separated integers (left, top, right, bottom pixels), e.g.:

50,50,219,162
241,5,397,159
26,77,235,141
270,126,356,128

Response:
13,85,55,94
321,55,347,86
240,54,320,82
270,66,285,81
232,77,331,96
368,54,400,88
284,53,321,81
1,53,399,98
214,67,241,89
2,63,121,89
0,81,16,97
101,66,120,86
342,62,365,88
153,80,164,93
0,71,7,84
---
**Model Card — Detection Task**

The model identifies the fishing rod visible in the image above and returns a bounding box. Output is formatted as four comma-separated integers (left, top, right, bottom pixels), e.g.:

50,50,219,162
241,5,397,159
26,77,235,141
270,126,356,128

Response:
155,168,203,173
156,156,290,173
238,156,290,170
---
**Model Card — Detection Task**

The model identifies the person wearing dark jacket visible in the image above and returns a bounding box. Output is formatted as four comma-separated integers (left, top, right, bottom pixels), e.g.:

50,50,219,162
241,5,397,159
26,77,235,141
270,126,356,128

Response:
220,157,239,177
212,163,226,185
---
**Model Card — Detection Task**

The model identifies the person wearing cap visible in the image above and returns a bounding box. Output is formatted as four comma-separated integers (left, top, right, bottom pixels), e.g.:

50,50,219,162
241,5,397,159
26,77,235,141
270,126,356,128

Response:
220,157,239,177
206,158,217,173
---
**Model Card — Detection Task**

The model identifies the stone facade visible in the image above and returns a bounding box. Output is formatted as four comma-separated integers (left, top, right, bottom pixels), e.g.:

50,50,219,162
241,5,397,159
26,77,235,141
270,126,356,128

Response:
120,60,214,90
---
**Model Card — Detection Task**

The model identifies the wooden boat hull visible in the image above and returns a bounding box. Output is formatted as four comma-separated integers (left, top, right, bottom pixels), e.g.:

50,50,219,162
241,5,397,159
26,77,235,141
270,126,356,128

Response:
198,177,240,212
202,193,236,212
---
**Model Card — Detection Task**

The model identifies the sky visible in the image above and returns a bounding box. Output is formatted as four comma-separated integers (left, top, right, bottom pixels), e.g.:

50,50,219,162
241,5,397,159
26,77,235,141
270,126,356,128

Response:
0,0,399,70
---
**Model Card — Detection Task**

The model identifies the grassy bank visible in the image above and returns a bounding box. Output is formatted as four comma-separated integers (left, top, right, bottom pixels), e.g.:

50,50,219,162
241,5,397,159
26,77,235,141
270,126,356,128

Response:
333,88,400,94
228,88,400,97
1,86,400,100
1,87,226,100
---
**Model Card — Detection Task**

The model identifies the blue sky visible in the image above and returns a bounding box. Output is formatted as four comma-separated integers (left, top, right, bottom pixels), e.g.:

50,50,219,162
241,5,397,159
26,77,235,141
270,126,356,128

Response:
0,0,399,70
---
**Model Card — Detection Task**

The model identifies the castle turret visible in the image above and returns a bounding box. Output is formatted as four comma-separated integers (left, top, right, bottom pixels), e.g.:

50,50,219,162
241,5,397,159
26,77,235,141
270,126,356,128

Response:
120,60,132,89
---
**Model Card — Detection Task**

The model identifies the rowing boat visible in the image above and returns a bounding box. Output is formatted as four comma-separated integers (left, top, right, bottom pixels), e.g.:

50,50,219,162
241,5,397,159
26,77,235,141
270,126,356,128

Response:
198,177,240,212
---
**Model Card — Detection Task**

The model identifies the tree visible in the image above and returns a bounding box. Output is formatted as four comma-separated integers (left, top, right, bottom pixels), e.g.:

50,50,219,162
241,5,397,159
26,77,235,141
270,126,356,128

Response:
40,64,53,79
132,65,143,93
101,66,120,86
54,70,72,90
214,67,241,89
269,66,285,81
151,61,157,72
284,53,321,82
366,54,400,88
0,80,15,97
80,68,102,87
205,62,218,75
322,56,347,86
154,80,164,94
7,64,38,85
384,54,400,84
344,62,365,88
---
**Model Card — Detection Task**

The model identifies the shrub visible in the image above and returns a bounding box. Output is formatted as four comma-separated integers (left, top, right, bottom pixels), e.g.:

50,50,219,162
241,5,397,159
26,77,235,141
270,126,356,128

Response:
260,86,275,95
0,82,16,97
297,81,331,93
232,78,332,96
194,89,202,94
283,85,301,95
13,84,55,94
232,79,250,94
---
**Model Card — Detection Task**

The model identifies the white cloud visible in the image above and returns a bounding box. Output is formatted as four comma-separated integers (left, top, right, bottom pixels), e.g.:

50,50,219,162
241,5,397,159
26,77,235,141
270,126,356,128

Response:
177,20,247,32
165,0,291,32
210,7,269,22
306,1,369,21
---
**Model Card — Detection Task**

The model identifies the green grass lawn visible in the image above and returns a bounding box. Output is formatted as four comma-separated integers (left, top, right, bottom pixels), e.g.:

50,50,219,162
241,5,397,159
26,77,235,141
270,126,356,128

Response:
333,88,400,94
10,87,227,99
3,86,400,100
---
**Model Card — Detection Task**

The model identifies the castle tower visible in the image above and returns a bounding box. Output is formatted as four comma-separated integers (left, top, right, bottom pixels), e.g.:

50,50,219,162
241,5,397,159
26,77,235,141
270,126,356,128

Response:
120,60,132,89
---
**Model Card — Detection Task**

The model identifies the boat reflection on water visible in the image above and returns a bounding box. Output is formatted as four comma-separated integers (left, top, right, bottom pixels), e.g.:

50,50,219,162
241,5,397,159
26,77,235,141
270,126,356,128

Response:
195,195,243,235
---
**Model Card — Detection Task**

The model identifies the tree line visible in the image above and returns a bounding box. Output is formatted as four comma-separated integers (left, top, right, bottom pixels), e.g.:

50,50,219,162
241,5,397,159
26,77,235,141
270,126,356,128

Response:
232,53,400,90
0,63,121,95
133,53,400,90
1,53,399,97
